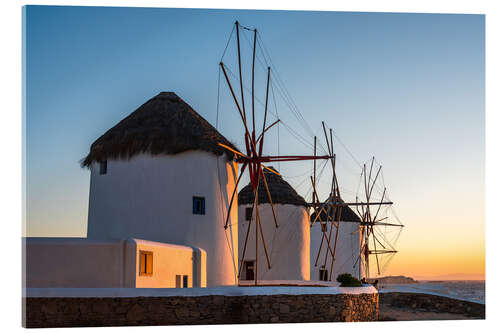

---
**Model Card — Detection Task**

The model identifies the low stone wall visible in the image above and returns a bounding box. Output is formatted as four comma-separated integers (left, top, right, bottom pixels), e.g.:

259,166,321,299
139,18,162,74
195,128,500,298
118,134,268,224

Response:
24,292,378,327
379,292,485,318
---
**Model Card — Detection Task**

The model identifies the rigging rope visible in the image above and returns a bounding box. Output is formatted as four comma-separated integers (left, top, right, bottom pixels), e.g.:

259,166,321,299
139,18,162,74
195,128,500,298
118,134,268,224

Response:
220,24,235,62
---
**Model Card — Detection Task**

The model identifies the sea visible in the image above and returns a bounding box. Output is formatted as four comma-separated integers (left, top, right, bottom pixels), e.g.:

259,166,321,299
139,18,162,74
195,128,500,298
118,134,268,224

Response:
378,280,485,304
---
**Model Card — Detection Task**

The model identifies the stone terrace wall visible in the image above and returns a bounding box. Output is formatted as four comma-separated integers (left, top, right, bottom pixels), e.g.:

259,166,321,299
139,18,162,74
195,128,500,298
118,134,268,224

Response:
380,292,485,318
24,293,378,327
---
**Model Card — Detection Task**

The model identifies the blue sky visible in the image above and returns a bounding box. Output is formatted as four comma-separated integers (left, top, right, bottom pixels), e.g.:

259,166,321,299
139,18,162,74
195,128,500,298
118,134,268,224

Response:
24,6,484,277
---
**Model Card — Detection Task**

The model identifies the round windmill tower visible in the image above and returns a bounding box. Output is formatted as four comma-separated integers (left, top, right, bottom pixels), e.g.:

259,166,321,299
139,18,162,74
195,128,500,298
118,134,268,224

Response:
237,167,310,282
310,202,362,281
83,92,239,286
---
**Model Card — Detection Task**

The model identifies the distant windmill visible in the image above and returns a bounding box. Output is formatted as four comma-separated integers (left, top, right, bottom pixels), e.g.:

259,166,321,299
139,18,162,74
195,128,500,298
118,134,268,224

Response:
309,125,404,280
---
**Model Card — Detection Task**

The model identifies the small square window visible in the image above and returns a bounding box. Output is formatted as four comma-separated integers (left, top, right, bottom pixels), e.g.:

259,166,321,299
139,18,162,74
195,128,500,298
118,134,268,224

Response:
99,160,107,175
319,266,328,281
243,260,255,281
182,275,188,288
245,207,253,221
192,196,205,215
139,251,153,276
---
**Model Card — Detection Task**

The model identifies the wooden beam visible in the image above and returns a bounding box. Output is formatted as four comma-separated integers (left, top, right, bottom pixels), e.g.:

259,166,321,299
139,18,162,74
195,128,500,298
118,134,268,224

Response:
260,166,279,228
251,28,257,136
224,163,248,229
235,21,247,123
255,204,271,269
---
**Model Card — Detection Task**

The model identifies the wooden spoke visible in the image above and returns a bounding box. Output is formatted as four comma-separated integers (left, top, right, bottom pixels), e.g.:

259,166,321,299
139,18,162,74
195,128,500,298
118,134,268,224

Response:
372,226,381,275
323,206,335,269
313,136,317,192
364,243,370,278
355,196,363,217
219,62,252,142
254,178,259,285
310,176,320,226
260,166,279,228
363,164,369,204
255,204,271,269
238,186,258,279
368,165,382,198
262,164,281,177
311,176,335,267
235,21,247,123
256,119,280,144
314,227,325,267
328,207,342,281
310,200,332,226
372,232,386,249
367,157,375,200
372,187,387,222
322,121,332,156
335,220,402,227
251,28,257,136
217,142,249,160
224,163,248,229
320,219,336,260
258,66,271,157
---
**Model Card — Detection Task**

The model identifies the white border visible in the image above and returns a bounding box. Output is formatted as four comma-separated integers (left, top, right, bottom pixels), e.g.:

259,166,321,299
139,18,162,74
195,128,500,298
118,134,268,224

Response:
3,1,498,333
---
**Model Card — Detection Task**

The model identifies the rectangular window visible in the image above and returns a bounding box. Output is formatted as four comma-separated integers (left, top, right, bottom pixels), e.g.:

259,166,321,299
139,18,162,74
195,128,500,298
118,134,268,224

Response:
182,275,188,288
192,196,205,215
139,251,153,276
319,267,328,281
175,275,181,288
243,260,255,281
99,160,107,175
245,207,253,221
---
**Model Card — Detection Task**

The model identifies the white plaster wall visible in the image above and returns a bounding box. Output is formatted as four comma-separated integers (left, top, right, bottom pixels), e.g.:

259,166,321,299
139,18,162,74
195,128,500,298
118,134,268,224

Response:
310,221,362,281
23,238,136,288
87,151,238,286
24,238,206,288
133,239,206,288
238,204,310,281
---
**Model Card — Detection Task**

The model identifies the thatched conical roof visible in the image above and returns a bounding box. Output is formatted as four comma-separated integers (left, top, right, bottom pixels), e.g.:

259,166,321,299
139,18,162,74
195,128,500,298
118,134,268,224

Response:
238,167,308,207
82,92,237,167
310,198,361,222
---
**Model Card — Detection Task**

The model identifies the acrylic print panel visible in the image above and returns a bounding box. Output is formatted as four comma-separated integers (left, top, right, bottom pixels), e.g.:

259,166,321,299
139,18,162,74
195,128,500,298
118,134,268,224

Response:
22,4,485,328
